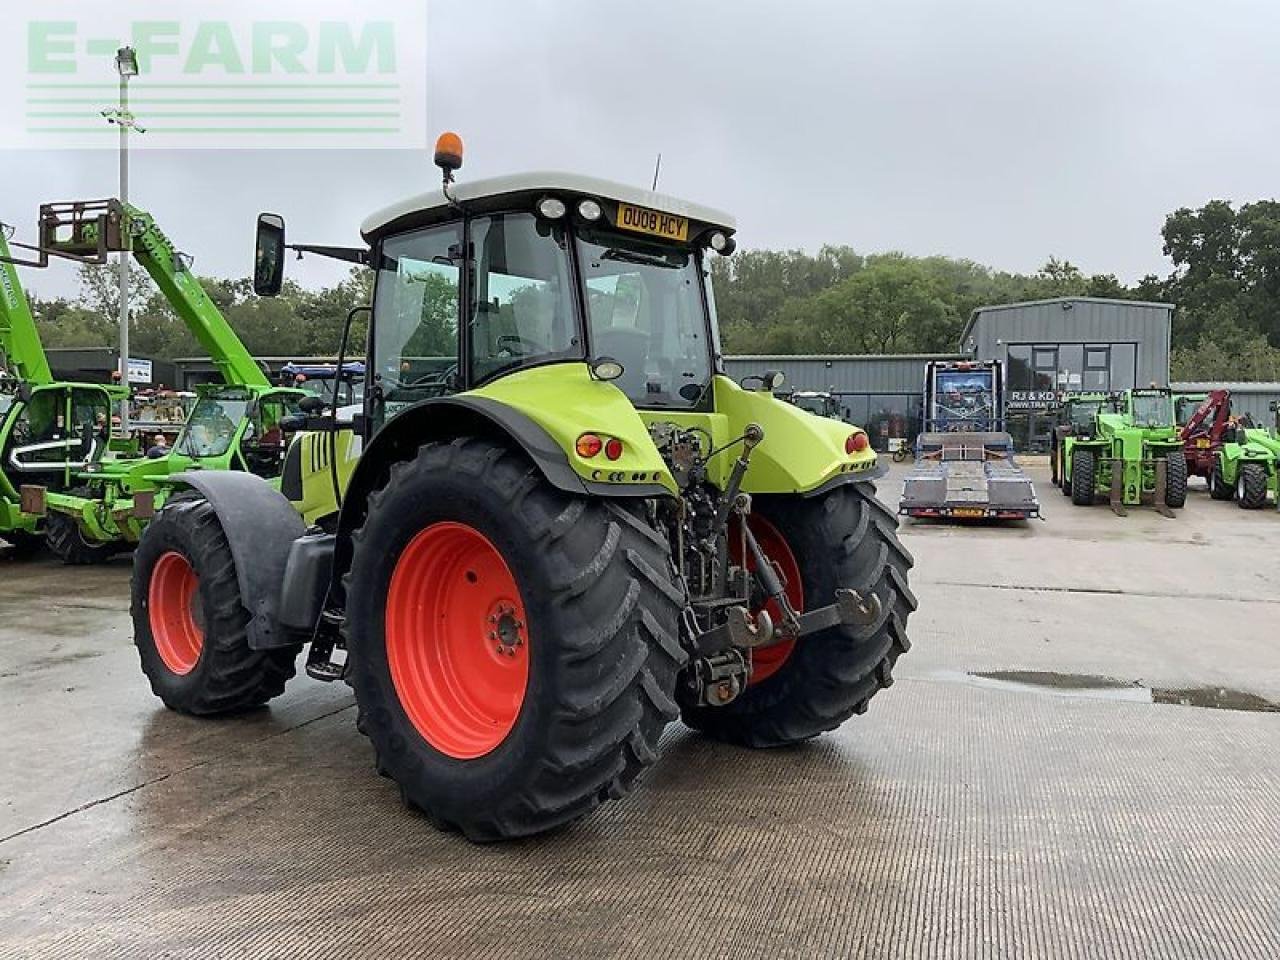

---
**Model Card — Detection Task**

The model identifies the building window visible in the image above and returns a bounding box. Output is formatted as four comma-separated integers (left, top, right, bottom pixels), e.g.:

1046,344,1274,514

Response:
1110,343,1136,390
1083,345,1110,391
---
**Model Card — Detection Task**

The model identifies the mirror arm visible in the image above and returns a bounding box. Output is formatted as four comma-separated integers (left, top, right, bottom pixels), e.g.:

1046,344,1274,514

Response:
288,244,367,265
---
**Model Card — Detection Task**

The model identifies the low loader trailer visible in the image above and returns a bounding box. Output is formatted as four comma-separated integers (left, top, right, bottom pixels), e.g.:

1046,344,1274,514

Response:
899,360,1039,520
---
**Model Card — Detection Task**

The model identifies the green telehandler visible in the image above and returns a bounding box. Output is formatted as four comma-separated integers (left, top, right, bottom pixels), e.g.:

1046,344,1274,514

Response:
1049,392,1117,498
1,200,307,563
1181,390,1280,509
0,226,129,556
1063,387,1187,515
127,136,916,841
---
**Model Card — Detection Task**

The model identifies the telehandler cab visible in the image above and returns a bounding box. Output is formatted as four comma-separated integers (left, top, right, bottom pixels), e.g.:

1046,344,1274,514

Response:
0,226,128,556
1049,392,1117,497
130,136,917,841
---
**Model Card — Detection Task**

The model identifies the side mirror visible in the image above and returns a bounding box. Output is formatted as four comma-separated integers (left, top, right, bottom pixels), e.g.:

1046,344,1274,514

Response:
254,213,286,297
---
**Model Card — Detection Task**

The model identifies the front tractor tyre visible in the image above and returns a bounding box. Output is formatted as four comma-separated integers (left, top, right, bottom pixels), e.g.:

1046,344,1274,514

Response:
1163,450,1188,509
1237,462,1268,510
1210,461,1234,500
681,482,917,748
1070,449,1096,506
344,438,685,842
131,495,301,714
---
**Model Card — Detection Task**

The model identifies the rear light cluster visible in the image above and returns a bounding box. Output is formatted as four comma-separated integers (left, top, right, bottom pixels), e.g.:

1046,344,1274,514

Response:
845,431,870,455
576,433,624,462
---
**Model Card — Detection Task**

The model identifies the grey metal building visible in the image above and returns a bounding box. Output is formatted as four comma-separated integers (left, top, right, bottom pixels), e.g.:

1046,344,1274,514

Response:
959,297,1174,450
1171,382,1280,425
723,354,962,450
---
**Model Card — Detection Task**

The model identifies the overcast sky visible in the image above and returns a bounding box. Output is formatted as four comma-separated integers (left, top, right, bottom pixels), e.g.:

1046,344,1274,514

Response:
5,0,1279,300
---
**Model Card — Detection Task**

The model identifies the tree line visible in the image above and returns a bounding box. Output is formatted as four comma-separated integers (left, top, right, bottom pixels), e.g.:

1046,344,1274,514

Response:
27,199,1280,381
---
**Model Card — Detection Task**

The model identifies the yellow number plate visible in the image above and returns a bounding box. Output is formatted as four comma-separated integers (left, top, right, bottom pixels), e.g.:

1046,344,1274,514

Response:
1195,438,1210,448
953,508,985,518
616,203,689,242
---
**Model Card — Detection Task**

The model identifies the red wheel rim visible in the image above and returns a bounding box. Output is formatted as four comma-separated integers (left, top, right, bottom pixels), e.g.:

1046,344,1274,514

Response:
732,514,804,684
148,551,203,676
385,522,530,759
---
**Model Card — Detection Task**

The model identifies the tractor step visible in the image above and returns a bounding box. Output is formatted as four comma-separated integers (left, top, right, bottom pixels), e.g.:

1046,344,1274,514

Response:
305,617,347,682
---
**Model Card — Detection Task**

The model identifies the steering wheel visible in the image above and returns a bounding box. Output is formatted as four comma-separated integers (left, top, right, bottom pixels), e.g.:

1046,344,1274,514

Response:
495,335,544,358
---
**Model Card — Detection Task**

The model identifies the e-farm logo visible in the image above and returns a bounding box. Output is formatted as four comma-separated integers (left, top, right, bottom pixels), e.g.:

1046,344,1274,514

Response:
2,1,426,149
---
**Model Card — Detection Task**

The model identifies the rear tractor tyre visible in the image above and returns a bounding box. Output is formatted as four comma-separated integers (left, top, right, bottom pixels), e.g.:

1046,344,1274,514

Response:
1070,450,1096,506
344,438,685,842
1059,445,1073,497
1237,462,1268,510
1163,450,1188,509
131,494,300,714
1209,461,1234,501
681,482,917,748
46,487,121,565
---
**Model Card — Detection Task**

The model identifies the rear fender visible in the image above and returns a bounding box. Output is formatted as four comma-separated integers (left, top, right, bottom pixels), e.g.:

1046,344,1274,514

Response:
168,471,306,650
328,395,668,609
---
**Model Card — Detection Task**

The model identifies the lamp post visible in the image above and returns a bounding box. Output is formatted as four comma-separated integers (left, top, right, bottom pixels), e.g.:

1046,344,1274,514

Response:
111,45,139,435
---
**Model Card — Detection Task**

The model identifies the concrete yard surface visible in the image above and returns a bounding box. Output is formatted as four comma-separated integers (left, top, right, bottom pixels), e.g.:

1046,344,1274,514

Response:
1,462,1277,959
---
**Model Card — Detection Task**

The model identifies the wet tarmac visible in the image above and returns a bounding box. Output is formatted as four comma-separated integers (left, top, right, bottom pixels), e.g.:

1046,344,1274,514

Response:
1,463,1278,959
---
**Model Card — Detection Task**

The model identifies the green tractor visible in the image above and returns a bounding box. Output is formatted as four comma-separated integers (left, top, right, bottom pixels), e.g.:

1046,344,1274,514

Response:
2,200,307,563
1182,390,1279,509
1063,387,1187,515
1048,392,1117,498
128,138,916,841
0,225,129,556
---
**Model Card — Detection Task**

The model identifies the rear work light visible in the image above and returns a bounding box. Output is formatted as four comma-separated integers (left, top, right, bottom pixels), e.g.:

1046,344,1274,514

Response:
846,432,870,454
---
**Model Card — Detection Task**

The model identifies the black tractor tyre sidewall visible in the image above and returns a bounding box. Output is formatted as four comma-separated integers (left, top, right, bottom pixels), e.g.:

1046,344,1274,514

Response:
1163,450,1188,509
344,439,684,840
1071,449,1095,506
132,495,299,714
1210,461,1232,500
1238,462,1268,509
45,493,120,566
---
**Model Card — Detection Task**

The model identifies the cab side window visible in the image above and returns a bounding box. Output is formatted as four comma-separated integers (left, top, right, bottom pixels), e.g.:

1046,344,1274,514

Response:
371,223,463,426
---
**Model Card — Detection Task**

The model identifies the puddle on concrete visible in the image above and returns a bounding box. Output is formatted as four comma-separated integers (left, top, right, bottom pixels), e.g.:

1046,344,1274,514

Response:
961,670,1280,713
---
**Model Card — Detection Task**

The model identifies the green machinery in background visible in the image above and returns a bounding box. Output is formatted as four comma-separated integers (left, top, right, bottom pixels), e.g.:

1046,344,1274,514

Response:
1049,392,1117,498
1063,387,1188,516
0,200,305,563
1181,390,1280,509
0,227,128,555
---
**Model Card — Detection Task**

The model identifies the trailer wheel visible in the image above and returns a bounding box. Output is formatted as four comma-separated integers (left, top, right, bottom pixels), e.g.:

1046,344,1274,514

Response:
1070,450,1096,506
681,483,916,748
46,487,121,565
344,437,684,841
1237,462,1268,509
1164,450,1188,509
132,494,300,714
1210,460,1234,500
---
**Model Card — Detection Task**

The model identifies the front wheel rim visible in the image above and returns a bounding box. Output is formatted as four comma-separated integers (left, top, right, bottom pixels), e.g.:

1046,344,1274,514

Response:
149,551,204,675
386,522,530,759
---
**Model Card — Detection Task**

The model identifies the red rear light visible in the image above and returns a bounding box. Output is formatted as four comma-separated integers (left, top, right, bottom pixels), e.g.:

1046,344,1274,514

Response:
846,432,870,454
576,433,603,458
604,437,624,461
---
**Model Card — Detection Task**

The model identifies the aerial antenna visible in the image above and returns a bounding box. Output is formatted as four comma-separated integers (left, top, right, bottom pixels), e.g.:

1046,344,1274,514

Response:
651,153,662,191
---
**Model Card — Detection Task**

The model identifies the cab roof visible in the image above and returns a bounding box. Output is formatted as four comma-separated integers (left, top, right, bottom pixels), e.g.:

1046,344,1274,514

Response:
361,171,736,242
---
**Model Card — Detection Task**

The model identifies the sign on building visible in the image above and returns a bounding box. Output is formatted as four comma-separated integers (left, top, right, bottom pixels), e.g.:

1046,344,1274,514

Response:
127,357,153,384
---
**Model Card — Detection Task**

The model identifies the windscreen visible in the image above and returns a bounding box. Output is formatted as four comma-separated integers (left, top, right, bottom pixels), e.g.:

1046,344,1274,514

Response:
578,230,712,409
177,393,248,459
1130,393,1173,428
931,369,995,430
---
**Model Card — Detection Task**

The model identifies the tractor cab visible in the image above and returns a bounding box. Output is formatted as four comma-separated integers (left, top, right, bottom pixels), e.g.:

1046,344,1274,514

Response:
788,390,844,421
1122,388,1177,432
